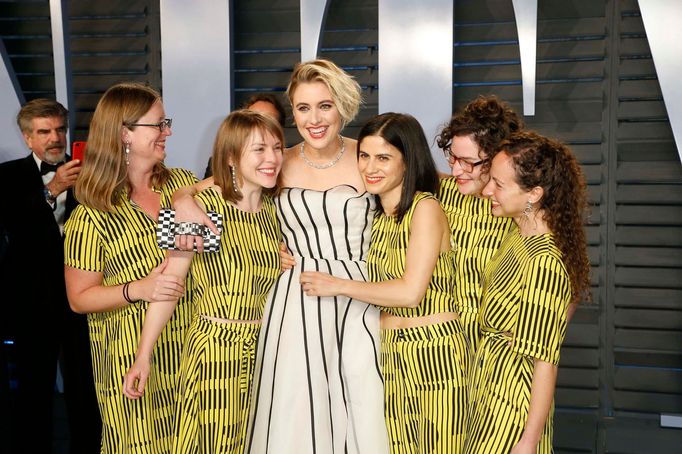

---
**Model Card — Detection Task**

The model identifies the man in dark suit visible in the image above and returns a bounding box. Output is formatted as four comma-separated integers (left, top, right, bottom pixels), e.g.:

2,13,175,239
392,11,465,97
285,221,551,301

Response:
0,99,100,453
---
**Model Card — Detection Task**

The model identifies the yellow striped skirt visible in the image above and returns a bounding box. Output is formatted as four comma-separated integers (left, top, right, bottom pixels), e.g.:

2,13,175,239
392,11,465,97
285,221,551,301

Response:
380,318,471,454
172,316,260,454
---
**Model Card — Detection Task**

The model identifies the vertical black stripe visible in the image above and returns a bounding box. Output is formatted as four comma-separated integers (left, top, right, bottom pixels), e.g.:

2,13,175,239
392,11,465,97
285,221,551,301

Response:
298,257,318,454
63,168,197,452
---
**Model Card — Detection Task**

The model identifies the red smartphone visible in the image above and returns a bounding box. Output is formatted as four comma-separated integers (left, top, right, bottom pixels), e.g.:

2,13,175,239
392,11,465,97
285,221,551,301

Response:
72,141,86,162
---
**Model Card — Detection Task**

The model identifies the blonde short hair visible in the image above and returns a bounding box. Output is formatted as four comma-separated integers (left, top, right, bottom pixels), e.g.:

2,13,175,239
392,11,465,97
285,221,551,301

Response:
286,59,362,128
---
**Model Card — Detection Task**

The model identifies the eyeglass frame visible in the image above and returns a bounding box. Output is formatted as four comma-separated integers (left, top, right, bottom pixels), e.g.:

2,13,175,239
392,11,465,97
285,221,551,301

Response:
444,146,488,173
125,118,173,132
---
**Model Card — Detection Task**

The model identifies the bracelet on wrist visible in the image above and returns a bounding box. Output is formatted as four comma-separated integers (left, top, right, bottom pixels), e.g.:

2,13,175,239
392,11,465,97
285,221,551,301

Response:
123,282,135,304
43,186,57,204
174,221,206,236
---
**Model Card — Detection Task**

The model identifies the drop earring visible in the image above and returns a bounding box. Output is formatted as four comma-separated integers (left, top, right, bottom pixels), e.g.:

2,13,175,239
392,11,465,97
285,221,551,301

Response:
124,142,130,166
231,165,240,193
522,200,533,219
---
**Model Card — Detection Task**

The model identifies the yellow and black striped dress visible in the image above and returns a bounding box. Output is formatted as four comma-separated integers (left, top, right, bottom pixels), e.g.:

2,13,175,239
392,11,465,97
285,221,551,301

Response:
465,226,571,454
63,168,197,453
438,177,513,351
172,188,281,454
367,192,470,454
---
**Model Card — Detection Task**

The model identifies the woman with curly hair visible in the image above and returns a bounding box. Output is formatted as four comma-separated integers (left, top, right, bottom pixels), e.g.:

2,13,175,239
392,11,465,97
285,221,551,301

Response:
123,110,284,453
465,131,590,453
436,95,523,350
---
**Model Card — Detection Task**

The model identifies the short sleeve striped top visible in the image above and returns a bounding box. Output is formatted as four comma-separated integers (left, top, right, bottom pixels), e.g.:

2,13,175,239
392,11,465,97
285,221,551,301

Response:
367,192,457,318
438,177,514,317
62,167,197,451
64,167,197,287
479,226,571,364
190,188,281,321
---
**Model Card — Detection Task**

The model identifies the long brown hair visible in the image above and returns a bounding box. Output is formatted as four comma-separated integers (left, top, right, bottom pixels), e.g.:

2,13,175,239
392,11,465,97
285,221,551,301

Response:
211,110,284,202
499,131,591,304
75,82,170,211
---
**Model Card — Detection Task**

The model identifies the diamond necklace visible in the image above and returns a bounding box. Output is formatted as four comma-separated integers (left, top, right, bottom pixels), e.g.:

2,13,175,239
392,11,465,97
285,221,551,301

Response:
300,135,345,169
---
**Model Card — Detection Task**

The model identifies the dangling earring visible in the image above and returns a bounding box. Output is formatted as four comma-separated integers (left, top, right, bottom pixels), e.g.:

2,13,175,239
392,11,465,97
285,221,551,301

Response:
231,165,240,193
124,142,130,166
522,200,533,219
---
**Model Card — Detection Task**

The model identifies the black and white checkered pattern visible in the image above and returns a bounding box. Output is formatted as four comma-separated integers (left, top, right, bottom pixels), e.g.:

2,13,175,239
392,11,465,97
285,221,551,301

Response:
156,208,223,252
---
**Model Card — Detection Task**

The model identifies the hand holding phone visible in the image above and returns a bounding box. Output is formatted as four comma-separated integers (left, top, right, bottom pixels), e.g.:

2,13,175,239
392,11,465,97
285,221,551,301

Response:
72,141,86,162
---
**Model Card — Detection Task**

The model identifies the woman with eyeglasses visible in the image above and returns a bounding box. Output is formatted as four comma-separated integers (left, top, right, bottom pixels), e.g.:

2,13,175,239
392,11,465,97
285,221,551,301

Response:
123,110,284,453
64,82,196,452
435,95,522,351
466,131,590,453
300,113,470,453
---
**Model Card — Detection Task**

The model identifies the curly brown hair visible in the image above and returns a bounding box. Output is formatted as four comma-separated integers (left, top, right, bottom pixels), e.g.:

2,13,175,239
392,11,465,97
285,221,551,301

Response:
497,131,591,304
436,95,523,163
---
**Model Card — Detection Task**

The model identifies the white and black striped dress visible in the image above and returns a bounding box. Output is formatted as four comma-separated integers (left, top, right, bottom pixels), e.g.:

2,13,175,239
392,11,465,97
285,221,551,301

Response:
247,185,389,454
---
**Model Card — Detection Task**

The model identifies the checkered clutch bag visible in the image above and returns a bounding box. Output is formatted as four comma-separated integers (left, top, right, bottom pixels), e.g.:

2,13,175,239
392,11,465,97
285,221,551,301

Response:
157,208,223,252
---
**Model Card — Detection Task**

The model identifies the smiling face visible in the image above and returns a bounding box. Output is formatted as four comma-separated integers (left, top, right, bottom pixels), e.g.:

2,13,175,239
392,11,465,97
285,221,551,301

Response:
482,151,534,221
23,116,67,164
447,134,489,197
291,81,342,152
235,127,283,194
357,135,405,213
124,100,171,167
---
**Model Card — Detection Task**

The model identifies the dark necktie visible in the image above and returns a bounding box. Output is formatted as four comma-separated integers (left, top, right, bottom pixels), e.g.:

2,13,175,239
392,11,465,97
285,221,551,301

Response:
40,160,64,176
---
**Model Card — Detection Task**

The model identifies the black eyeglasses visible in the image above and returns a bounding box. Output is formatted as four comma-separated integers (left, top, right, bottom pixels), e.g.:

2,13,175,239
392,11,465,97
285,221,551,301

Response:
445,147,487,173
125,118,172,132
